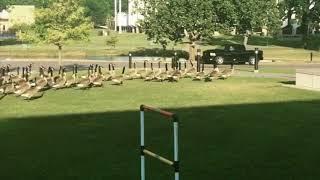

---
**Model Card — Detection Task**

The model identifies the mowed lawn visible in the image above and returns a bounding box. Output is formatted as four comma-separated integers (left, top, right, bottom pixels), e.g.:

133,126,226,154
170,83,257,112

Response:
1,77,320,179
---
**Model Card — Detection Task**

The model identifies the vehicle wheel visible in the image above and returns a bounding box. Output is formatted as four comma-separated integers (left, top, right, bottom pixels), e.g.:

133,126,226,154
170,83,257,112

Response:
248,56,256,65
215,56,224,65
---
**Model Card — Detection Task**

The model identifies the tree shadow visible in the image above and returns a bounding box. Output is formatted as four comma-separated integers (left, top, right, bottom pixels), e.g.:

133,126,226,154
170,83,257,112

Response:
1,100,320,179
121,48,189,60
0,38,22,46
280,80,296,85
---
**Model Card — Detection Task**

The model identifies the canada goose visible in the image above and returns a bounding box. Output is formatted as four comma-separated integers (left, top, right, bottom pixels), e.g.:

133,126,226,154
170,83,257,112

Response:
103,63,114,81
92,66,104,87
154,63,169,82
34,67,48,90
53,66,63,82
204,69,220,82
136,60,148,79
77,66,93,89
21,87,44,100
14,67,32,96
193,70,206,81
124,62,137,80
65,65,78,87
52,67,67,89
46,67,55,87
111,66,125,85
183,64,197,78
144,62,155,81
219,67,234,79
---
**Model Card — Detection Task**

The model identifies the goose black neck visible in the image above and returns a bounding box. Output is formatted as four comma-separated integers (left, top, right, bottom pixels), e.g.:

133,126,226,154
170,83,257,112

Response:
122,67,126,74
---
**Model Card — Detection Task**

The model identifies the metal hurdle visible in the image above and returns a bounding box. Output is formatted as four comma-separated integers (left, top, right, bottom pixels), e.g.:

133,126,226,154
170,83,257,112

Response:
140,105,180,180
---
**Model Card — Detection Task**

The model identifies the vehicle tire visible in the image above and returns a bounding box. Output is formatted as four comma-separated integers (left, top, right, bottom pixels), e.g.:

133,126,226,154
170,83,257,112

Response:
248,56,256,65
215,56,224,65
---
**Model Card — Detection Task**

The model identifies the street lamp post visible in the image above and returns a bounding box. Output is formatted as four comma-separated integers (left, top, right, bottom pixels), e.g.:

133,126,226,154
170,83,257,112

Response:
129,53,132,69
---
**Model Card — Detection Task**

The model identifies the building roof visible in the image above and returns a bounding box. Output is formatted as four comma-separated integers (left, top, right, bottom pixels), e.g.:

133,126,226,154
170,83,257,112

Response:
0,10,9,20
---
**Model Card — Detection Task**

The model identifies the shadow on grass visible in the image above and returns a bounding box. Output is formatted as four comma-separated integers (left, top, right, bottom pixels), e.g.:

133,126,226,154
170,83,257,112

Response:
204,35,308,49
122,48,189,60
1,101,320,179
280,81,296,85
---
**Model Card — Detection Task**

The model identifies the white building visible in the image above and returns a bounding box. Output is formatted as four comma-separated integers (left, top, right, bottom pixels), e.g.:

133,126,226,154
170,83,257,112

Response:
114,0,144,33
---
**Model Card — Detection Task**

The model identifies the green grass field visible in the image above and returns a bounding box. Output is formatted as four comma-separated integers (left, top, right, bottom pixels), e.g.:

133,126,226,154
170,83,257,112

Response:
1,77,320,179
1,30,319,61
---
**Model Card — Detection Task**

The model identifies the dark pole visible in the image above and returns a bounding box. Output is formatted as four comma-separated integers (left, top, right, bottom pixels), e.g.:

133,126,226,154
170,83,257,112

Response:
196,49,201,72
202,60,204,72
254,48,259,73
129,53,132,69
174,52,178,69
310,52,313,62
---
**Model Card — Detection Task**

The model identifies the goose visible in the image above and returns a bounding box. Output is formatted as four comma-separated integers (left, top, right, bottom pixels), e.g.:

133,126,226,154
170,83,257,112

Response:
111,66,125,85
219,67,234,80
153,61,163,78
52,67,67,89
204,69,221,82
77,66,93,89
14,67,27,88
92,66,104,87
14,67,32,96
136,60,148,79
144,62,155,81
9,67,21,83
154,63,169,82
65,65,78,87
193,70,206,81
34,67,48,90
183,63,197,78
124,62,137,80
101,64,112,81
46,67,55,87
53,66,63,83
21,87,44,100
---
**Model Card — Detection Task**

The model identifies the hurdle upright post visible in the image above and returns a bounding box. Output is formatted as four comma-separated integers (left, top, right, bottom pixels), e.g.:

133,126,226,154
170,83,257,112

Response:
139,105,180,180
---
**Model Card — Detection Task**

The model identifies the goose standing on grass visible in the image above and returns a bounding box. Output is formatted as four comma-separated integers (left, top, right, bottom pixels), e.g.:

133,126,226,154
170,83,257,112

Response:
136,60,148,79
34,66,48,90
65,65,78,87
52,67,67,89
46,67,55,87
112,66,125,85
104,63,114,81
154,63,168,82
193,69,206,81
184,63,197,78
204,69,220,82
77,66,93,89
14,67,32,96
144,62,155,81
92,66,104,87
124,62,137,80
219,66,234,80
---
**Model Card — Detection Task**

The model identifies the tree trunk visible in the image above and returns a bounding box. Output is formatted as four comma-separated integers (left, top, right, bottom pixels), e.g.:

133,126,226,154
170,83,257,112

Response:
58,45,62,66
243,35,248,47
189,41,196,63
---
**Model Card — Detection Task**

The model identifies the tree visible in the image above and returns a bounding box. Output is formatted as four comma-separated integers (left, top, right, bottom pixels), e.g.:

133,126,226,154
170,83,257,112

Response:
138,0,236,61
233,0,281,46
18,0,93,65
278,0,320,36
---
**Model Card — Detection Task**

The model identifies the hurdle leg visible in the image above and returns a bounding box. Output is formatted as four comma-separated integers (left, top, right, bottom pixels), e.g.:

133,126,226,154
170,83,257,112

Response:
140,110,145,180
173,120,179,180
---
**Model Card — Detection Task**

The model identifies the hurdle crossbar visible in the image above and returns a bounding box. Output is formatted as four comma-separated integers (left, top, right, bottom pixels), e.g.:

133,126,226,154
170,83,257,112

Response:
140,105,180,180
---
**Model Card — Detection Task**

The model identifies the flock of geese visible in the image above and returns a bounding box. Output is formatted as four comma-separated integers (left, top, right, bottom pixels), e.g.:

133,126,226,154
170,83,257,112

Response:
0,61,234,100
